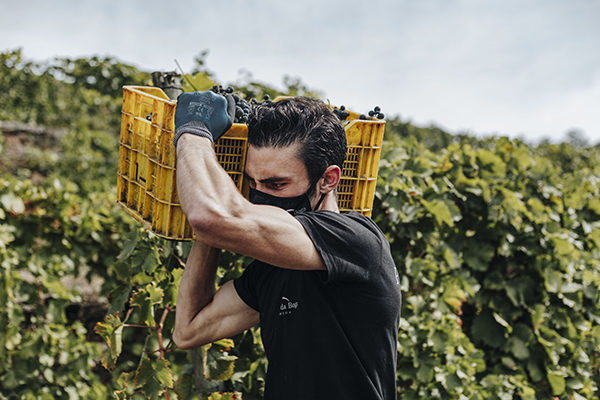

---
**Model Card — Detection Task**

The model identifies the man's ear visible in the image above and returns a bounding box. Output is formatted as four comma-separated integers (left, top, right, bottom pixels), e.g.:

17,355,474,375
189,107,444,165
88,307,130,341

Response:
320,165,341,193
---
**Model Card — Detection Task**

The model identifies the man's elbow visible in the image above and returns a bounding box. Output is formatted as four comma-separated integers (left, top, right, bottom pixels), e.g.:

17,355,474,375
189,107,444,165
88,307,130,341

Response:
186,212,222,248
172,326,191,350
186,207,243,248
173,338,196,351
172,326,209,350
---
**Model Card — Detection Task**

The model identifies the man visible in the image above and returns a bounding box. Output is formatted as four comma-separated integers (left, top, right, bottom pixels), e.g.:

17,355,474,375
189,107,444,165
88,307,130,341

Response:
172,91,401,399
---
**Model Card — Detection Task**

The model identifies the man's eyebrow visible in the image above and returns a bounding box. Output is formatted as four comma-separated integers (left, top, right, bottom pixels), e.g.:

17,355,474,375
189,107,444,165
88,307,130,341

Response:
243,171,288,184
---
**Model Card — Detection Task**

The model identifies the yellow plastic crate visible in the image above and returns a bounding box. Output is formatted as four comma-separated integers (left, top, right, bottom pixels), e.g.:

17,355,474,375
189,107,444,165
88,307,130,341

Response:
117,86,385,241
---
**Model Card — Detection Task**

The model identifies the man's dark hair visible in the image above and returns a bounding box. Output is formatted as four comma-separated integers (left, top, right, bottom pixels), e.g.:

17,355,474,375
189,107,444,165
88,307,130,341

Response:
247,96,347,187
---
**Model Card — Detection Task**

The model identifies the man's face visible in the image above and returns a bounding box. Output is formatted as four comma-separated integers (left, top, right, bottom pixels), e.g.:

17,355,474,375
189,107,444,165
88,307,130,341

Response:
244,143,311,198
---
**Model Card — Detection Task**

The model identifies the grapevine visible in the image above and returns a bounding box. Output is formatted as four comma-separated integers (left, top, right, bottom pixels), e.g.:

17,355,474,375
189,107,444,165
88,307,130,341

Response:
3,49,600,400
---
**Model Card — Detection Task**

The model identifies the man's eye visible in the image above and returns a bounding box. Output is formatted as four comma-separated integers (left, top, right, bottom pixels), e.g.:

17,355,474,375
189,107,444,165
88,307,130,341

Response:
268,183,285,190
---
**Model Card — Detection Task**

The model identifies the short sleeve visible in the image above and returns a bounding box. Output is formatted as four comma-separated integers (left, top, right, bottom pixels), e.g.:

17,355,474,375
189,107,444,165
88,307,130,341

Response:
233,261,261,312
295,211,387,284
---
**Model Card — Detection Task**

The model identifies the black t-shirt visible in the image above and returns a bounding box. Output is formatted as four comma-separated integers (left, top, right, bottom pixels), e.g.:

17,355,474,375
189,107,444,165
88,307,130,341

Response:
233,211,401,400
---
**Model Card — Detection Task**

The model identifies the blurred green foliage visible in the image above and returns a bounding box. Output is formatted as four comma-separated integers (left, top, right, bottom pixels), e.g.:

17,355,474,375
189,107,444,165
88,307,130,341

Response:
1,48,599,399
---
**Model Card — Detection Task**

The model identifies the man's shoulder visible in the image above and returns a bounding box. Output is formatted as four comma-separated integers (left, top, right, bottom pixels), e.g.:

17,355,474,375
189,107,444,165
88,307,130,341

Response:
294,210,387,250
296,209,369,223
294,211,394,285
296,210,383,235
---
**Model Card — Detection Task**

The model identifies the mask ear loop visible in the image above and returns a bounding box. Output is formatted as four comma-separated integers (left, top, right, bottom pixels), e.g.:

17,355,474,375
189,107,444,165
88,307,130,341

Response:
313,193,326,211
308,169,328,211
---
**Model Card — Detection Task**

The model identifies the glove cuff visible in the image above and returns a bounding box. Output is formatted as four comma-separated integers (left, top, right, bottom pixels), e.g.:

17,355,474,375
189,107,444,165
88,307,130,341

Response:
174,120,214,148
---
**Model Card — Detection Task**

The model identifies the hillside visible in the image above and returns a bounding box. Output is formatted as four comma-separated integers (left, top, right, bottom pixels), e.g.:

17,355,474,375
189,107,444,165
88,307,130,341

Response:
1,48,599,400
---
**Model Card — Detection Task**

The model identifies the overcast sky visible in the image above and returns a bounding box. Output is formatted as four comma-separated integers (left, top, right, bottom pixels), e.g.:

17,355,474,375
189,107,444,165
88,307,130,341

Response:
1,0,599,144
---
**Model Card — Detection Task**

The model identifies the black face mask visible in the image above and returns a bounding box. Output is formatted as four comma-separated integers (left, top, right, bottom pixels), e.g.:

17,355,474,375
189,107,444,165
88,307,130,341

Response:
248,177,326,216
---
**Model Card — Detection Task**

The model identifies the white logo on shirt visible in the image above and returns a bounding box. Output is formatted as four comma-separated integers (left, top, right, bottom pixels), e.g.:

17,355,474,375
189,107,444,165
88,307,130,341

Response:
279,296,299,316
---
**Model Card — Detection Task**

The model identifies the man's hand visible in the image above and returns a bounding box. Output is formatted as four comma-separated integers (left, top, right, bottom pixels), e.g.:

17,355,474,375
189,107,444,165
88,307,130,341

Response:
174,91,236,147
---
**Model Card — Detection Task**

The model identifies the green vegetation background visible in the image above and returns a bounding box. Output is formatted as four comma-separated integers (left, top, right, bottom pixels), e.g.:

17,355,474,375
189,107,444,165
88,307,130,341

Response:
1,49,599,399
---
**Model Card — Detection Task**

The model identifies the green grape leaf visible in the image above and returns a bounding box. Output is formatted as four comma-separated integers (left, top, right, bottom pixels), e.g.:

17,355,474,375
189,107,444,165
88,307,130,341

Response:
510,145,533,172
130,290,154,327
119,229,139,261
589,228,600,249
107,282,132,315
113,260,133,281
135,357,173,400
208,393,242,400
442,245,459,269
204,341,238,381
132,243,161,274
550,235,574,255
440,282,465,312
572,393,588,400
94,314,124,369
505,276,536,307
167,267,185,306
100,347,117,370
130,283,164,327
421,198,454,227
182,72,217,92
0,193,25,214
527,356,545,382
588,198,600,215
146,282,164,304
174,368,194,400
507,336,530,360
501,356,517,370
19,332,44,359
526,197,548,223
547,372,566,395
476,149,506,177
114,371,135,398
463,241,495,271
471,309,508,348
430,330,449,353
545,269,563,293
416,358,434,383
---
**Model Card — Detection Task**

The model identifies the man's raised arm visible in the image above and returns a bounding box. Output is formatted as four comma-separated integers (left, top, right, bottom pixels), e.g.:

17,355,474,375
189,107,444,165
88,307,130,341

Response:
172,91,325,271
173,240,259,349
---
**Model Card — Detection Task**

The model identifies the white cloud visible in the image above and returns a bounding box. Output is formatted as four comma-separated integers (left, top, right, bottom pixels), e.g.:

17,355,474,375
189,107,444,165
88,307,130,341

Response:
1,0,599,143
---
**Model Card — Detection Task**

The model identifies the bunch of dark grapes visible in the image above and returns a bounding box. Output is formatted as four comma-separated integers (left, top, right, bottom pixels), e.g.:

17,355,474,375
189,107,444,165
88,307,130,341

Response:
333,105,350,121
233,94,252,123
211,85,253,123
359,106,384,120
210,85,234,95
210,86,282,123
369,106,385,119
259,94,274,105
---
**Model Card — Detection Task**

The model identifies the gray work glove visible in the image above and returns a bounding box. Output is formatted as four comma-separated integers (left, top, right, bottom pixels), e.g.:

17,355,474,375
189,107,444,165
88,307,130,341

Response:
173,90,235,147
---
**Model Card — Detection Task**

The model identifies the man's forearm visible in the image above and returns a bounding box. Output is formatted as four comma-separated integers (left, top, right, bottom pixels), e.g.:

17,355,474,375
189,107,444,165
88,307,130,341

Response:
173,240,220,343
175,134,246,231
